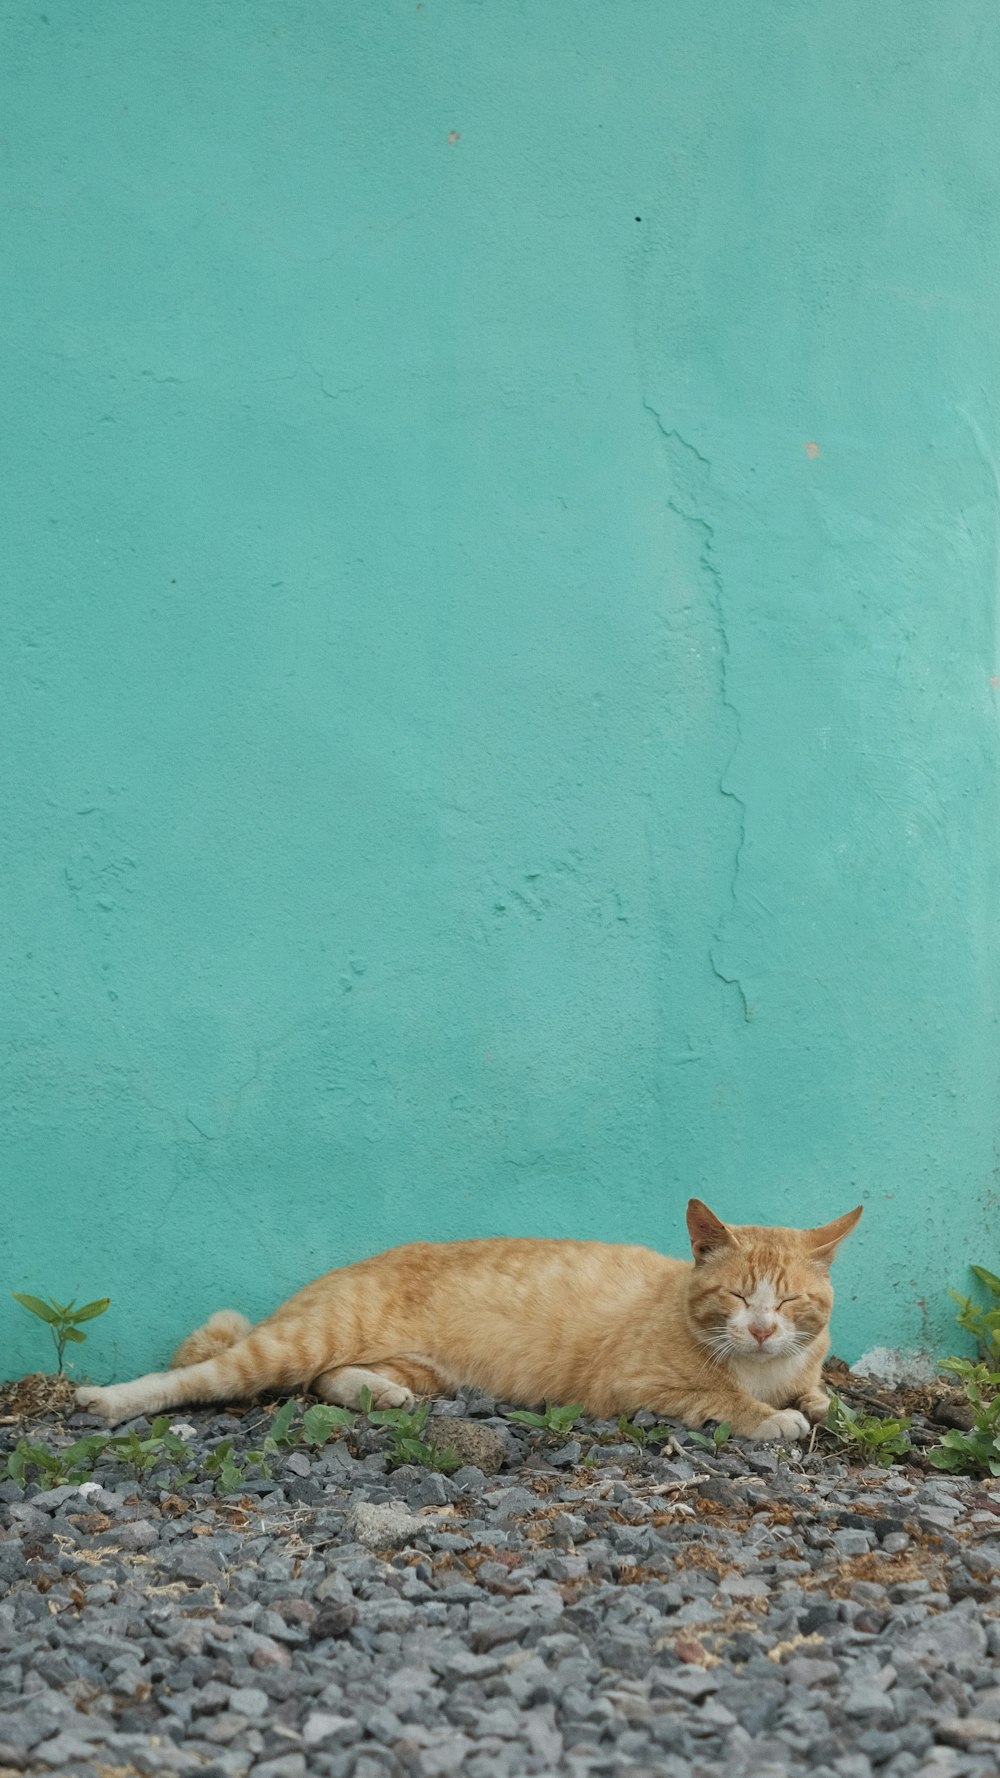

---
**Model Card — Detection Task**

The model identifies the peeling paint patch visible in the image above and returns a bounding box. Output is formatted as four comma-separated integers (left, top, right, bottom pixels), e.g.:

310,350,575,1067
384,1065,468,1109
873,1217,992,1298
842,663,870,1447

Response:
851,1347,939,1386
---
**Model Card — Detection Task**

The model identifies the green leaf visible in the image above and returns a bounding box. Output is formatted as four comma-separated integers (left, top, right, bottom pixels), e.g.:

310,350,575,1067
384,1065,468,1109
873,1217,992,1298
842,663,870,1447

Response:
64,1434,110,1464
269,1399,297,1445
617,1415,646,1446
508,1410,546,1428
543,1402,581,1431
300,1403,354,1445
971,1267,1000,1297
61,1327,86,1344
72,1298,111,1323
218,1456,244,1494
12,1293,60,1325
358,1386,374,1416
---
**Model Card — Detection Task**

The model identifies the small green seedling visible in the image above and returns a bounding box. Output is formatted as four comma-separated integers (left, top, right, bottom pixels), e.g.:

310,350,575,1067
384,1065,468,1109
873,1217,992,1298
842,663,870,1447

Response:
616,1414,648,1447
825,1394,911,1466
508,1401,585,1437
928,1359,1000,1475
951,1267,1000,1365
615,1414,680,1448
299,1403,356,1445
12,1292,110,1373
686,1420,733,1453
267,1398,299,1446
203,1439,249,1495
357,1389,459,1473
6,1432,109,1488
106,1417,195,1484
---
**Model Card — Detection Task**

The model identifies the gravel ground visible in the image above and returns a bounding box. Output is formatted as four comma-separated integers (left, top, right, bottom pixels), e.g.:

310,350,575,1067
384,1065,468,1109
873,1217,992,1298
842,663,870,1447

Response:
1,1380,999,1778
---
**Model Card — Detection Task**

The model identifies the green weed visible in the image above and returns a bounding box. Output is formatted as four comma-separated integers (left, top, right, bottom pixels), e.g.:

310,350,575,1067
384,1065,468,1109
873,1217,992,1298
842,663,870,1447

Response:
951,1266,1000,1365
5,1433,109,1488
12,1292,110,1373
299,1403,356,1445
359,1388,460,1473
928,1359,1000,1475
614,1414,679,1448
106,1417,195,1484
508,1401,584,1437
686,1420,733,1452
825,1393,911,1466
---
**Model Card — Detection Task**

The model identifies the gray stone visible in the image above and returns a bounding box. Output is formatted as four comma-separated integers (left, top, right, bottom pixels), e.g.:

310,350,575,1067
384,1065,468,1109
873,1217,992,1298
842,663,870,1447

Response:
895,1604,987,1666
428,1418,506,1475
653,1667,721,1700
229,1686,269,1718
168,1547,226,1585
936,1718,1000,1747
344,1500,429,1549
833,1528,874,1556
302,1711,356,1745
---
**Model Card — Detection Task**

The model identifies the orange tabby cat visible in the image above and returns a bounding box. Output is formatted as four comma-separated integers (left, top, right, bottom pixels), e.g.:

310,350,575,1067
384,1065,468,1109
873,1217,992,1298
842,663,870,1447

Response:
76,1200,861,1439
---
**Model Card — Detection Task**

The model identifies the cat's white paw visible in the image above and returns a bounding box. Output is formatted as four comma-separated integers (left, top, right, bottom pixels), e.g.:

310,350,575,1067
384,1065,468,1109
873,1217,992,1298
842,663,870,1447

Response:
371,1382,415,1411
751,1407,811,1443
75,1382,150,1425
75,1384,116,1421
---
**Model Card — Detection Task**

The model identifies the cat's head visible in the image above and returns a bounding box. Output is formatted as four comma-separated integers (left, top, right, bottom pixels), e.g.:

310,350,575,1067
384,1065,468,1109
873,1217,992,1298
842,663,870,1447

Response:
684,1198,862,1363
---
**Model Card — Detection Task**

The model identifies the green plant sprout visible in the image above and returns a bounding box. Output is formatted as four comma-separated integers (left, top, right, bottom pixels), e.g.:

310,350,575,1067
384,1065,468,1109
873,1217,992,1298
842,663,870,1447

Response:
358,1387,460,1472
12,1292,110,1373
106,1417,195,1484
928,1359,1000,1475
825,1394,911,1466
950,1266,1000,1365
6,1433,110,1488
614,1413,680,1448
686,1420,733,1452
508,1401,584,1437
299,1402,356,1445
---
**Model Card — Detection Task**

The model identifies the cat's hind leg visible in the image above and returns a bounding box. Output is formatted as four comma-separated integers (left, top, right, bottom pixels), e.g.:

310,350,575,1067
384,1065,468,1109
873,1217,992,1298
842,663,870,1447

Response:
314,1366,415,1411
313,1358,450,1412
76,1320,320,1425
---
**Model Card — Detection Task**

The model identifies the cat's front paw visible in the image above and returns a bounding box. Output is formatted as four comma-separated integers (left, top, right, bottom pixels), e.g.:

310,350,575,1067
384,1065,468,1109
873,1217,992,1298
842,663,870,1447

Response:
75,1383,141,1425
75,1385,115,1420
751,1407,810,1443
796,1391,829,1426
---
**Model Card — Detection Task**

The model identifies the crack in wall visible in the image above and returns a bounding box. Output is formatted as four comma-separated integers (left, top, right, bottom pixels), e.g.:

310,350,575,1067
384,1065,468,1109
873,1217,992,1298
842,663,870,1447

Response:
643,399,751,1021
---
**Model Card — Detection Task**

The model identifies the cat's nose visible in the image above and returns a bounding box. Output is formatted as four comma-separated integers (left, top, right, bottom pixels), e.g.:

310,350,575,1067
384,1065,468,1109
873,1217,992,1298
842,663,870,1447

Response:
750,1323,777,1345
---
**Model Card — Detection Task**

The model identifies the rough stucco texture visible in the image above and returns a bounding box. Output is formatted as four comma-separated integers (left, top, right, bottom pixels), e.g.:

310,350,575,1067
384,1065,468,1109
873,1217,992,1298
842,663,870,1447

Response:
3,2,999,1383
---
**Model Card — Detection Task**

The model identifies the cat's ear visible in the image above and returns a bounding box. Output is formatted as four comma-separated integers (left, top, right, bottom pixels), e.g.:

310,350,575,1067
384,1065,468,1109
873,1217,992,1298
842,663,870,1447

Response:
686,1199,738,1262
802,1205,863,1266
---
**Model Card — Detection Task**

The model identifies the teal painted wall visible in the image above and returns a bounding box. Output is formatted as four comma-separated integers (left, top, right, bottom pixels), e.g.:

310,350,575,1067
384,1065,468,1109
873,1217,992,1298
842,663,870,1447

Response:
3,2,999,1384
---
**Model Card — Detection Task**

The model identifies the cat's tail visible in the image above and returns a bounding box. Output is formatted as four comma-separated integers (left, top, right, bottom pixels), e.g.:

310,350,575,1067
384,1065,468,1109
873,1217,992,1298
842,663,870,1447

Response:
171,1309,254,1368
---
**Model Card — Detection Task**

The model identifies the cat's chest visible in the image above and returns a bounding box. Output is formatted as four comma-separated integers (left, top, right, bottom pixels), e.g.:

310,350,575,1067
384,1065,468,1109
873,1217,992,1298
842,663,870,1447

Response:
727,1347,808,1405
